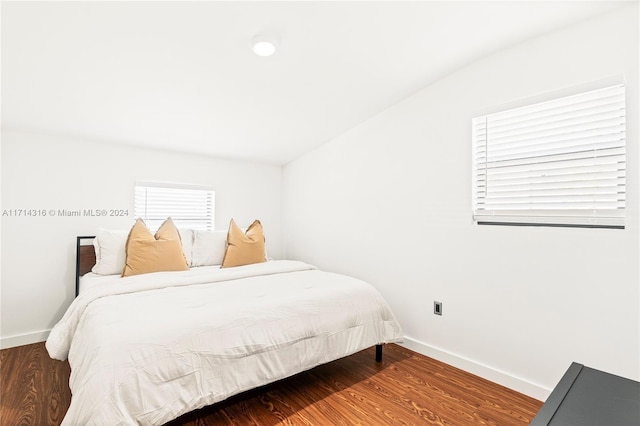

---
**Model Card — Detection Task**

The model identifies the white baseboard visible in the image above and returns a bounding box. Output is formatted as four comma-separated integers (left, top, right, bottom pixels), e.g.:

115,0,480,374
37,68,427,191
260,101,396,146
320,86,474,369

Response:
0,329,50,350
399,336,551,401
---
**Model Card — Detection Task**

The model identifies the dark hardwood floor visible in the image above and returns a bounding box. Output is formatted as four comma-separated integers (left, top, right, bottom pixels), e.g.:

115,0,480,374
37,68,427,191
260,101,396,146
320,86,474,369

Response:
1,342,542,425
0,342,71,425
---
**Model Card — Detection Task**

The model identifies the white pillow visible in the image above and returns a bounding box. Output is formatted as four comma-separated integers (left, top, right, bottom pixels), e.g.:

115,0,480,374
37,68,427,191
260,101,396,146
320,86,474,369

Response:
92,228,129,275
191,230,227,267
178,229,194,266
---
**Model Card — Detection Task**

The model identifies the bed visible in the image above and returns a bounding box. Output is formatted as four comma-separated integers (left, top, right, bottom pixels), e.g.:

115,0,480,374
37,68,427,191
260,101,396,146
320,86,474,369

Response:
46,224,404,425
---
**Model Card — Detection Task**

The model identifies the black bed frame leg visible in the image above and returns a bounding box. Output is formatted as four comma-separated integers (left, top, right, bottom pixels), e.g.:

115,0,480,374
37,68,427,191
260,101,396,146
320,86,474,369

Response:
375,344,382,362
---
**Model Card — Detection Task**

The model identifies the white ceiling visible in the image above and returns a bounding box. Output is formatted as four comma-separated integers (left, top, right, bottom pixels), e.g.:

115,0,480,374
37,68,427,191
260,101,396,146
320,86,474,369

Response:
1,1,629,165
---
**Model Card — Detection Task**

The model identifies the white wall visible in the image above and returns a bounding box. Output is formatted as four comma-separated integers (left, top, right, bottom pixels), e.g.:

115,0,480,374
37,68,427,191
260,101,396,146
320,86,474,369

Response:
283,6,639,400
0,130,283,348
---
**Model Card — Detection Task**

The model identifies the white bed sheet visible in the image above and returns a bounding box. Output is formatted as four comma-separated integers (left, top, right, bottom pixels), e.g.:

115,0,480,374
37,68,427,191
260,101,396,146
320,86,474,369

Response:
47,260,403,425
79,265,223,294
79,272,110,294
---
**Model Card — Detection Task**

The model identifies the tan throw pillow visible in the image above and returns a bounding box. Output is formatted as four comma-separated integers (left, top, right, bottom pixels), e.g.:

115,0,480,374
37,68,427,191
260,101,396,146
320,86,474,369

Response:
221,219,266,268
122,218,189,277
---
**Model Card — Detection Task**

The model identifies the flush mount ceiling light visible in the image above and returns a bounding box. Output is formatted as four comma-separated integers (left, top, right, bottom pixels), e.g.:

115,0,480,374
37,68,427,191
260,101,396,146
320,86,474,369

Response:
252,35,277,57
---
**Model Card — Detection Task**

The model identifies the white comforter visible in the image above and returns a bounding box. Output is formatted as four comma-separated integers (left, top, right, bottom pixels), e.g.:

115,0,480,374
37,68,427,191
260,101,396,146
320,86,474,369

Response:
46,260,403,425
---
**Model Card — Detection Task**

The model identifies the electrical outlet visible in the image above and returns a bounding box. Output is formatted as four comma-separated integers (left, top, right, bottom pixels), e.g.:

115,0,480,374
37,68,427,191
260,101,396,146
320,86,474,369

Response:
434,301,442,316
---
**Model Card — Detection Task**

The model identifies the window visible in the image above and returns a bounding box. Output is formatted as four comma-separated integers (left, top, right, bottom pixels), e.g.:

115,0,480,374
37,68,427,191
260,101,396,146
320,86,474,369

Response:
134,182,215,231
472,83,626,228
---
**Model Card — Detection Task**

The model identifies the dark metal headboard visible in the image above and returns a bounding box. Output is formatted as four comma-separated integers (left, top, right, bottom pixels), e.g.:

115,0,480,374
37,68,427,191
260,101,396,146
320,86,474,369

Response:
76,236,97,296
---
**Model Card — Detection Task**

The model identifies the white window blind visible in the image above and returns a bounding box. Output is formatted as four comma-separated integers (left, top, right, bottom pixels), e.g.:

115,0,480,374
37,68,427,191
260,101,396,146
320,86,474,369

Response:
472,83,626,228
134,182,215,231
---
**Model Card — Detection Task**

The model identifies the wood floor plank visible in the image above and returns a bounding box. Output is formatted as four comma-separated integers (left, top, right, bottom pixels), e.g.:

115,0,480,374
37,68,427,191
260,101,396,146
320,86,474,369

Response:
0,342,71,426
1,343,542,425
